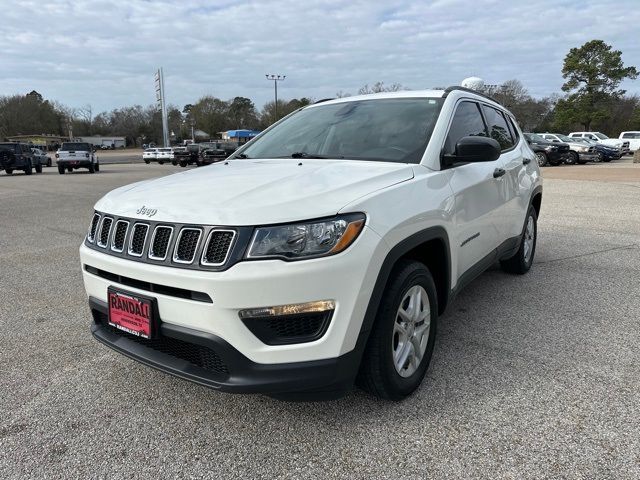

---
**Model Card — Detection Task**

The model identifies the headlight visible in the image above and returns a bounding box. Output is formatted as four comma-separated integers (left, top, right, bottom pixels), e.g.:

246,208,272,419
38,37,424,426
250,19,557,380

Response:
247,213,366,260
543,146,556,152
575,146,588,152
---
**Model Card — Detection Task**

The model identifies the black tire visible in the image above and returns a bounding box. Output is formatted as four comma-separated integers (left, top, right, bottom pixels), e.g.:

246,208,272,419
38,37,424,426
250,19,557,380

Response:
172,160,178,166
47,157,52,167
534,152,547,167
35,162,42,173
24,160,33,175
67,166,73,173
577,159,588,165
357,260,438,400
500,206,537,275
95,161,100,172
602,157,612,163
144,159,151,164
58,165,65,174
158,161,164,165
565,151,578,165
179,161,188,168
596,152,604,162
88,162,95,173
5,168,13,175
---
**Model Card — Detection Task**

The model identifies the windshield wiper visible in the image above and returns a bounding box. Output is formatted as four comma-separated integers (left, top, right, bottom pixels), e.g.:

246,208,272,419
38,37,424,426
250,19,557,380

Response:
290,152,328,159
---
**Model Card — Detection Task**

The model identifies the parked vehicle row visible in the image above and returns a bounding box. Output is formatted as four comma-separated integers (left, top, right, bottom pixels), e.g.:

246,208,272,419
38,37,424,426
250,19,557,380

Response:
142,142,239,167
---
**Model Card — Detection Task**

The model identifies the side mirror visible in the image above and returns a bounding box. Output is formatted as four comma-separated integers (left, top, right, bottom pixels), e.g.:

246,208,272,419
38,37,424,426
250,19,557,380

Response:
444,136,501,166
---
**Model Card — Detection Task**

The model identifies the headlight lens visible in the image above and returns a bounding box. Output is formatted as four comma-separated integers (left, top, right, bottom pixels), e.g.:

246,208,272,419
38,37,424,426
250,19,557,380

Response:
247,213,366,260
544,146,556,152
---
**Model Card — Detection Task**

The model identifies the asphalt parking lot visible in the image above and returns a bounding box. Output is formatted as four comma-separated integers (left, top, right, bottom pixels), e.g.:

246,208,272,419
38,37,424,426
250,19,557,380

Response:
1,161,639,479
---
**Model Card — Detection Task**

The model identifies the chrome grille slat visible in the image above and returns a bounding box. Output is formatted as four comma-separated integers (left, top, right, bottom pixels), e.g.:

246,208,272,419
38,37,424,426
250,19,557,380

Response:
111,220,129,252
128,223,149,257
97,217,113,248
173,228,202,264
201,230,236,266
149,226,174,261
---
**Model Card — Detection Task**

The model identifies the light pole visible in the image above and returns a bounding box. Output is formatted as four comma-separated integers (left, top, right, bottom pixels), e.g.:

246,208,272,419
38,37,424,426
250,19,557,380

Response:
265,74,285,122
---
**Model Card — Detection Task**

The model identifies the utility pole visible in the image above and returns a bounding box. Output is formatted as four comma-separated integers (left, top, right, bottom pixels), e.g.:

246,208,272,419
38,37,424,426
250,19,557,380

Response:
155,68,170,147
265,74,285,123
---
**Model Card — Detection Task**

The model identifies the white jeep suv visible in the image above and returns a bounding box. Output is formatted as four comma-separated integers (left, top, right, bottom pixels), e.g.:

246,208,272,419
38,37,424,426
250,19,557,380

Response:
80,87,542,400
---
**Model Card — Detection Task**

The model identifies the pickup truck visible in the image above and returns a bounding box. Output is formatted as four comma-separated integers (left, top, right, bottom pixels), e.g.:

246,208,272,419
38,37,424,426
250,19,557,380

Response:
56,142,100,174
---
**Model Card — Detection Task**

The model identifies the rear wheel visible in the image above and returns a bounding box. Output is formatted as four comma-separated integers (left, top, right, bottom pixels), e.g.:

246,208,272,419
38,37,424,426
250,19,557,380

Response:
58,165,65,174
88,162,95,173
358,260,438,400
67,166,73,173
565,151,578,165
179,161,188,167
158,161,164,165
24,160,33,175
501,206,537,274
35,162,43,173
144,159,150,164
535,152,547,167
5,168,13,175
47,157,52,167
95,161,100,172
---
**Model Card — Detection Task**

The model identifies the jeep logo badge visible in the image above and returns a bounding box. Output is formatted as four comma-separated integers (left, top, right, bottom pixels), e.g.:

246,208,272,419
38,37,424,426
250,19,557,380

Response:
136,206,157,217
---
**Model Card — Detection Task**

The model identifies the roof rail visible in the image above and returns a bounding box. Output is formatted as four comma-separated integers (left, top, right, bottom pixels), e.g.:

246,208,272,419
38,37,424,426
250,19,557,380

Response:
443,86,502,105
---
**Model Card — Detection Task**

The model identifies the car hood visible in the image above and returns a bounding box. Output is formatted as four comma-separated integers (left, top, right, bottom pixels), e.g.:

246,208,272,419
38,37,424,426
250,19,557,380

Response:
95,159,415,225
597,139,623,148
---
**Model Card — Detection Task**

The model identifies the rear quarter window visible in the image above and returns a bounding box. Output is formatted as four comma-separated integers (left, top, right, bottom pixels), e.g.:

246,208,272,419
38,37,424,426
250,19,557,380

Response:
481,105,514,150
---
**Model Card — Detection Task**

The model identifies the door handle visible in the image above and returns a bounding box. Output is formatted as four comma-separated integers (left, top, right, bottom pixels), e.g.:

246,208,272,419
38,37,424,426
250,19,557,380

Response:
523,158,532,165
493,168,506,178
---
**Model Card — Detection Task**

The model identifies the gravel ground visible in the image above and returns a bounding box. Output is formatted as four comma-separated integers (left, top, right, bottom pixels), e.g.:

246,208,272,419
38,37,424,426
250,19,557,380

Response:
0,163,639,479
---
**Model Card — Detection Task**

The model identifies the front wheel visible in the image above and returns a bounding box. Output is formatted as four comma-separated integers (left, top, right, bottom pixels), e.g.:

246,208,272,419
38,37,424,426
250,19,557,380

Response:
58,165,65,174
5,168,13,175
500,206,537,274
535,152,547,167
565,151,578,165
88,162,95,173
144,159,150,164
35,162,43,173
158,161,164,165
358,260,438,400
24,160,33,175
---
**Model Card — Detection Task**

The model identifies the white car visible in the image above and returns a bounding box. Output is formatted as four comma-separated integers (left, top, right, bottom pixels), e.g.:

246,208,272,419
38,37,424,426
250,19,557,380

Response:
142,148,158,163
619,131,640,152
80,87,542,400
155,148,174,164
56,142,99,174
568,132,629,155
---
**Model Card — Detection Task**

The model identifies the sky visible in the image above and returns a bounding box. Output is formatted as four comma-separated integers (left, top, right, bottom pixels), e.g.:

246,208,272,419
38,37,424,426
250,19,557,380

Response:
1,0,640,114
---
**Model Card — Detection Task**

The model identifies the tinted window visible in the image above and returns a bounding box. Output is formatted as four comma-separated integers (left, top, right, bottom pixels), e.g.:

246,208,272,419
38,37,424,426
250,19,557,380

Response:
482,105,514,150
61,142,91,151
0,144,18,153
622,132,640,139
444,101,487,154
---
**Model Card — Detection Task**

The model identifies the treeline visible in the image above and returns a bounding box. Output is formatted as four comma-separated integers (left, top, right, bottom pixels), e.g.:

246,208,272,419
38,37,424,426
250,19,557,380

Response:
1,40,638,145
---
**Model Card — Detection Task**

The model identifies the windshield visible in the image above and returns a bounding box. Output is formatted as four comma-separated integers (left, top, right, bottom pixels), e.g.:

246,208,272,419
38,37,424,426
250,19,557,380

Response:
61,142,91,151
525,133,546,143
235,98,444,164
594,133,608,140
556,134,573,142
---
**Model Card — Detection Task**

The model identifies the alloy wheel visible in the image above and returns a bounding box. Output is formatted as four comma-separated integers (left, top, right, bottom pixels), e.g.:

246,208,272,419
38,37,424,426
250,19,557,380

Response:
392,285,431,378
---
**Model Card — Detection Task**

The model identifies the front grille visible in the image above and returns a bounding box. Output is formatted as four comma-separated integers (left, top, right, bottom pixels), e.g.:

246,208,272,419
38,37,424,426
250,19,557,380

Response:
149,226,173,260
588,147,595,153
129,224,149,256
242,311,333,345
111,220,129,252
202,230,235,265
88,213,101,242
85,211,239,271
93,311,228,374
97,217,113,248
174,229,201,264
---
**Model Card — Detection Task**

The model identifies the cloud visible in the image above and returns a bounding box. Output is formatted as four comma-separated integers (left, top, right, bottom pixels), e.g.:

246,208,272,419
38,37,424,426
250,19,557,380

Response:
0,0,639,113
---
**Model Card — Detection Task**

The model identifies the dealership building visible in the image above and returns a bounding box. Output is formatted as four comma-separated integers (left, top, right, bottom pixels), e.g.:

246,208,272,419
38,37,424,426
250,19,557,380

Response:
75,136,126,148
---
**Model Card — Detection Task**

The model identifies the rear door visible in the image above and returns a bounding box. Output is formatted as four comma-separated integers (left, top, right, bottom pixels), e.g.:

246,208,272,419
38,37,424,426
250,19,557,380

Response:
480,105,527,241
444,100,503,280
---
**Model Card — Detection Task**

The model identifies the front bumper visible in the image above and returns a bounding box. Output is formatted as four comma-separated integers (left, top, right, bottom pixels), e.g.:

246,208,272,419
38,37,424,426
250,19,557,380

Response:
80,226,386,365
578,152,599,162
89,297,360,397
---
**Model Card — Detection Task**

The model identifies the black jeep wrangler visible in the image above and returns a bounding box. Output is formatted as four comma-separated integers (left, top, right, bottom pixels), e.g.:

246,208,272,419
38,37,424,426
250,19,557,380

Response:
199,141,238,166
0,142,42,175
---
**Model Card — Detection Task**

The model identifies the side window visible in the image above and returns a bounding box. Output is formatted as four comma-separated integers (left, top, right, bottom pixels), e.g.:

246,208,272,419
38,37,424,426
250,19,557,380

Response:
444,101,487,155
481,105,514,150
